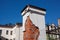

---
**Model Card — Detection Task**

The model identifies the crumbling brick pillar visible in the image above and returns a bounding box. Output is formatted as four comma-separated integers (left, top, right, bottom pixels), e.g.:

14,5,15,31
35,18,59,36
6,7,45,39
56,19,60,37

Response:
24,16,40,40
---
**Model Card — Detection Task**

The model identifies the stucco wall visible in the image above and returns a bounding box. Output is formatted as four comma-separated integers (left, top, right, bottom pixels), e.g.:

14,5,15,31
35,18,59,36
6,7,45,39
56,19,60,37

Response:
0,28,13,39
23,11,46,40
23,12,30,31
0,26,21,40
29,13,46,40
20,27,23,40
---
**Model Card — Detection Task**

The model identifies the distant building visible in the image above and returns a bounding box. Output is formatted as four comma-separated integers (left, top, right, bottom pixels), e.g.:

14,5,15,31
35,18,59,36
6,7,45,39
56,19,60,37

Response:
46,19,60,40
58,19,60,27
0,23,22,40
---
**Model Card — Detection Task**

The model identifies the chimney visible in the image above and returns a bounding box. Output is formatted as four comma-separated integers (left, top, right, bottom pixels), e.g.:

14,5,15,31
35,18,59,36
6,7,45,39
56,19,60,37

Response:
58,19,60,27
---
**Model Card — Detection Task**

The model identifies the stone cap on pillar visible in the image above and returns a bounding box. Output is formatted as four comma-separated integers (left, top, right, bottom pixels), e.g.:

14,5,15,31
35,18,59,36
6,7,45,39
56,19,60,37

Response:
21,5,46,16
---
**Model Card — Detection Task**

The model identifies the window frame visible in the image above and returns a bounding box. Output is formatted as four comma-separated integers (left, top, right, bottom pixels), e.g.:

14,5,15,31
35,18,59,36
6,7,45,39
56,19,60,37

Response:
6,30,8,35
10,31,13,35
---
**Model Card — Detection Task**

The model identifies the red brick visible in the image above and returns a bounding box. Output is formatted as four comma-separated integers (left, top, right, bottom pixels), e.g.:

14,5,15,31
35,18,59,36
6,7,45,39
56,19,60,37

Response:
24,16,40,40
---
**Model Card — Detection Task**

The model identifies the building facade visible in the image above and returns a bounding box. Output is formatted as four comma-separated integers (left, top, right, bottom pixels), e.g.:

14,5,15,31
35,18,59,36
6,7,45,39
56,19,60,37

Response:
21,5,46,40
0,23,22,40
46,19,60,40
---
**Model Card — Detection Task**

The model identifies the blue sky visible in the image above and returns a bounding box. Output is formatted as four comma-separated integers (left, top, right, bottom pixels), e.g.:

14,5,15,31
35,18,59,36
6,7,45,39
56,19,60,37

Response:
0,0,60,25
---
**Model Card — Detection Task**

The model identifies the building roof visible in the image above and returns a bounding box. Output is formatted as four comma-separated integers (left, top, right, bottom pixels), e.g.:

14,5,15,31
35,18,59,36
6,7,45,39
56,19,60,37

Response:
0,23,22,28
21,4,46,13
0,25,14,28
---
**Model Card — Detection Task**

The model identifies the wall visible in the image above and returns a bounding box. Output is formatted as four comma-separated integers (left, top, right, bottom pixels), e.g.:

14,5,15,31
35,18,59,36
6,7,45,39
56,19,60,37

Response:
0,25,21,40
0,27,13,40
20,27,23,40
30,13,46,40
23,11,46,40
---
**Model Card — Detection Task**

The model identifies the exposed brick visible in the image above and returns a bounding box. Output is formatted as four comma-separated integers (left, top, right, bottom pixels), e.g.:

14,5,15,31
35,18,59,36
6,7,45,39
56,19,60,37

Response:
24,16,40,40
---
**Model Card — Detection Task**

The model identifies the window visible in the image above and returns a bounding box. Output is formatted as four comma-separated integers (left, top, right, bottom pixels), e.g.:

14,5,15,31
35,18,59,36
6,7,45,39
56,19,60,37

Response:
6,30,8,35
0,30,2,35
0,38,2,40
10,31,12,35
10,39,12,40
6,39,8,40
13,38,15,40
